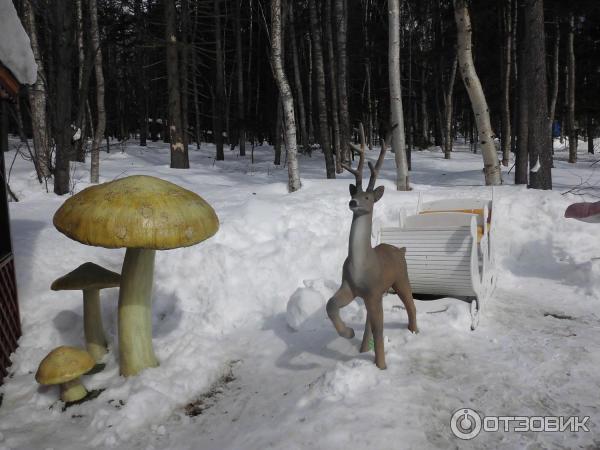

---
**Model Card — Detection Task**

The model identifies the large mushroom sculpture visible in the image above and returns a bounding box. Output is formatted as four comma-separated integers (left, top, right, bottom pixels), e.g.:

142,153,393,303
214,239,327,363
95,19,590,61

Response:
53,175,219,376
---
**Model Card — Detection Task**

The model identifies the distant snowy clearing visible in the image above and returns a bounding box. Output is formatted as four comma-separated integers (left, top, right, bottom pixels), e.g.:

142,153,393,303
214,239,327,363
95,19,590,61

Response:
1,138,599,449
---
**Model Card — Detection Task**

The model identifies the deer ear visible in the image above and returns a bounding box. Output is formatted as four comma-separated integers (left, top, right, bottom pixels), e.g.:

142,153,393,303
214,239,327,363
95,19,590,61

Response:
349,184,357,196
374,186,385,202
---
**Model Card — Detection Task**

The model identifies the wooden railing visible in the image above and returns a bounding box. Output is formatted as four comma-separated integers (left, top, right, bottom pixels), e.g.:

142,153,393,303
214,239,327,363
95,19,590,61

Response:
0,253,20,383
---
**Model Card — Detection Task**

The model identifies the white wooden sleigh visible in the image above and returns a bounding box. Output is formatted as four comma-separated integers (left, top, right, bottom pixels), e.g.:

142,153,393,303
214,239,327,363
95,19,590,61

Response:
379,194,496,330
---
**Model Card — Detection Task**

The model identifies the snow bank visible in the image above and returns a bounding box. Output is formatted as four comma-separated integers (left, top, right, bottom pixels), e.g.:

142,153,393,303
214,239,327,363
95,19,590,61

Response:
1,140,599,449
0,0,37,84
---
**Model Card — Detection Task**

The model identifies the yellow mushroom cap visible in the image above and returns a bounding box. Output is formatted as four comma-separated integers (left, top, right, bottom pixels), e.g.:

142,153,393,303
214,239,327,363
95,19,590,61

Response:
51,262,121,291
53,175,219,250
35,346,95,385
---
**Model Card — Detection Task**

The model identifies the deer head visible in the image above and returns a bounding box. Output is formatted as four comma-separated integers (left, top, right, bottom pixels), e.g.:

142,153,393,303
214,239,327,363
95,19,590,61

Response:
343,123,388,217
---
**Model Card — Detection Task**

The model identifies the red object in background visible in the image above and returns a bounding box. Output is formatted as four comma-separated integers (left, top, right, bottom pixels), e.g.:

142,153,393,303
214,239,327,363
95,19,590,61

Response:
564,201,600,223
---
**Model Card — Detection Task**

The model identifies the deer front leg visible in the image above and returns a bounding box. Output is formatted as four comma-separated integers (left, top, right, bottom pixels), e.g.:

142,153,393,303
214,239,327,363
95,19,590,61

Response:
326,284,355,339
365,296,386,369
360,312,373,353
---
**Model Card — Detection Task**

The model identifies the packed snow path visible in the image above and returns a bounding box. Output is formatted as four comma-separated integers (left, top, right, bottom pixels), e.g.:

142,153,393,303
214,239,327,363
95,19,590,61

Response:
1,140,599,449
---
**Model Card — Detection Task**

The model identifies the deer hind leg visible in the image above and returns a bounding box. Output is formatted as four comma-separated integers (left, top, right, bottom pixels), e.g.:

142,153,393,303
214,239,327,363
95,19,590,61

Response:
364,296,386,369
392,281,418,334
359,312,373,353
326,285,355,339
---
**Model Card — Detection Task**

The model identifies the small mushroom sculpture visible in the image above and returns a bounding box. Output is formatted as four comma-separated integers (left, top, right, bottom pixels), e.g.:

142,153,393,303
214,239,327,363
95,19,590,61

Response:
53,175,219,376
36,346,95,403
51,262,121,362
564,200,600,223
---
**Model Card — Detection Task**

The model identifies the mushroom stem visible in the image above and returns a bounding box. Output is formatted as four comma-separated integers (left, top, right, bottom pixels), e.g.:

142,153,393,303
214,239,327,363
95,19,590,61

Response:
118,248,158,376
60,378,88,403
83,289,108,362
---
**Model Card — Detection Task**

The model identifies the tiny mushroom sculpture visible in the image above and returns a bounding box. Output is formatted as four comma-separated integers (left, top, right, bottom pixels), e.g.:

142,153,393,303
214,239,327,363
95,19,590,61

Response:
564,200,600,223
53,175,219,376
36,346,95,403
51,262,121,362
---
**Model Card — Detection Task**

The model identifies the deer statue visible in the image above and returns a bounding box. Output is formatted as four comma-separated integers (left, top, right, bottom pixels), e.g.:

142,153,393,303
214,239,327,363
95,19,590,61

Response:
326,124,418,370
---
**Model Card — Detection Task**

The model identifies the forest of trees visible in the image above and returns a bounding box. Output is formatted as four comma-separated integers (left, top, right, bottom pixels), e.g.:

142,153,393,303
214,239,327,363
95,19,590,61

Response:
3,0,600,194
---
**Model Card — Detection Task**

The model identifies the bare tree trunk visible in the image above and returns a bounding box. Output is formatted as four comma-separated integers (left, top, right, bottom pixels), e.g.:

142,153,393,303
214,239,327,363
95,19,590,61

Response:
271,0,301,192
22,0,51,178
548,15,560,134
587,113,594,154
214,0,225,160
134,0,148,147
515,6,528,185
567,12,576,163
500,0,512,166
308,0,335,178
334,0,350,164
524,0,552,189
510,0,519,156
53,0,75,195
89,0,105,183
180,0,191,151
274,98,282,165
307,36,314,144
75,0,87,163
365,60,374,150
325,0,342,173
234,0,246,156
288,2,308,154
443,53,458,159
165,0,189,168
389,0,409,191
454,0,502,185
419,64,429,149
0,102,7,153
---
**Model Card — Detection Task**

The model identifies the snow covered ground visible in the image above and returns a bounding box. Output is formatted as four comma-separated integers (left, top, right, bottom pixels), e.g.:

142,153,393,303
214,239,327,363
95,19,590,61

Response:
1,138,599,449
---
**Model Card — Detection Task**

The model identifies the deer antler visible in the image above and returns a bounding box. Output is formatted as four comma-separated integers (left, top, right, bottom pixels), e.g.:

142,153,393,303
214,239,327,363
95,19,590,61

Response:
342,123,367,190
366,123,397,191
367,131,389,192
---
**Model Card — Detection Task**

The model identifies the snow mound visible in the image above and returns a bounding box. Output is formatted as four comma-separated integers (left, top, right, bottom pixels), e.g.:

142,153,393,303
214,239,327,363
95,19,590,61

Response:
286,279,338,331
299,359,383,407
0,0,37,84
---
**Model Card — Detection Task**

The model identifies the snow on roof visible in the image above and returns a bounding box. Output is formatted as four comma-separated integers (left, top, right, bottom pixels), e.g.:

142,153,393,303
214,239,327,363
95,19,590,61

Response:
0,0,37,85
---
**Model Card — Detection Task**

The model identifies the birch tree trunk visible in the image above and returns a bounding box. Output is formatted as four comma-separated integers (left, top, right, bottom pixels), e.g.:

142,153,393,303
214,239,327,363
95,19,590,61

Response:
271,0,301,192
454,0,502,185
89,0,105,183
165,0,189,168
308,0,335,178
389,0,409,191
288,2,308,154
22,0,51,178
567,12,576,163
134,0,148,147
